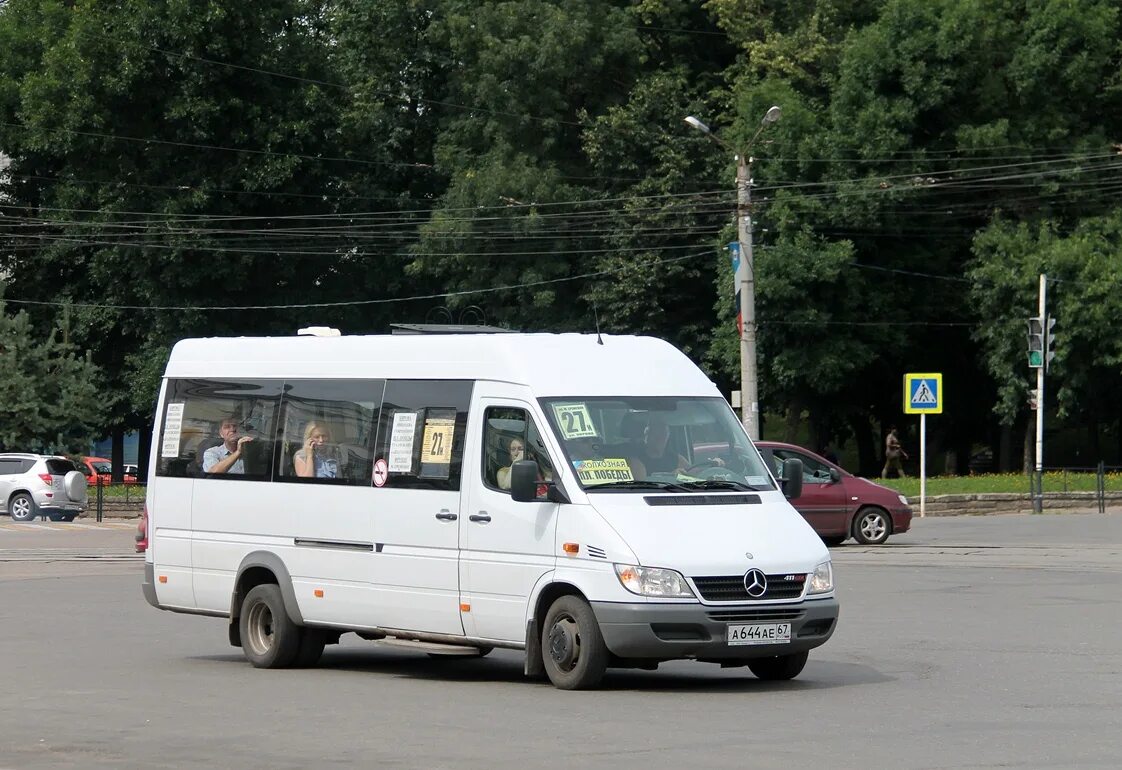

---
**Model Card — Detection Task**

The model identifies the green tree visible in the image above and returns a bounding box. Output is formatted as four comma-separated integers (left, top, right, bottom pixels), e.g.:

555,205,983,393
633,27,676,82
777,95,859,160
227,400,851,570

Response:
0,302,104,453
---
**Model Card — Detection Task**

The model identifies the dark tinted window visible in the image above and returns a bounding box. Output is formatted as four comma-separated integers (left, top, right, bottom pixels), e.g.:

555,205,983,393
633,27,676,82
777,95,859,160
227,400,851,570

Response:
156,379,282,480
0,459,23,475
45,459,77,475
373,380,473,491
276,379,385,486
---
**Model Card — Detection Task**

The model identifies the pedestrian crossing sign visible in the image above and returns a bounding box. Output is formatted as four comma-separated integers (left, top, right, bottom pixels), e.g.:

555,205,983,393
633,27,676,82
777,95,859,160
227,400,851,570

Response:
904,373,942,414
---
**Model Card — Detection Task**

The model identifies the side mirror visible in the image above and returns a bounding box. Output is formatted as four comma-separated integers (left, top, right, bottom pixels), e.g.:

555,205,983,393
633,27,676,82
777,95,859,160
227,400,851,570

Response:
782,458,803,500
511,460,570,504
829,467,842,483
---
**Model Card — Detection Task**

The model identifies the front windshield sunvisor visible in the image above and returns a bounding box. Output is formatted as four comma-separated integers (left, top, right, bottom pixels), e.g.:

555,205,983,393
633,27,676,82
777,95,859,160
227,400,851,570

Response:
539,396,775,493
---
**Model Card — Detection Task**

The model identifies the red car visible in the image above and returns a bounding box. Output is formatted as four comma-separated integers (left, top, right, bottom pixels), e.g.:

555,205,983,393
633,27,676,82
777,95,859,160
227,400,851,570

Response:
77,457,140,486
755,441,913,545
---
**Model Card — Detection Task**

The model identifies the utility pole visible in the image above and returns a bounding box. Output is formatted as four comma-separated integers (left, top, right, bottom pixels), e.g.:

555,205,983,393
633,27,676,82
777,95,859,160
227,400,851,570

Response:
684,107,779,440
1034,273,1046,512
736,153,759,439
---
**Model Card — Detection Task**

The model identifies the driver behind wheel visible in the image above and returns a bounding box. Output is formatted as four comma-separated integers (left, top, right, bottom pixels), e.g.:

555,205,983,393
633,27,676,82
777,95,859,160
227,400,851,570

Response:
636,417,688,475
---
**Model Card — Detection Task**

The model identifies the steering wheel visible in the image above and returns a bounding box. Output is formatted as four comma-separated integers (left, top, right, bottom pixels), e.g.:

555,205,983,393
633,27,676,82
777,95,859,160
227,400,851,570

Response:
683,464,748,482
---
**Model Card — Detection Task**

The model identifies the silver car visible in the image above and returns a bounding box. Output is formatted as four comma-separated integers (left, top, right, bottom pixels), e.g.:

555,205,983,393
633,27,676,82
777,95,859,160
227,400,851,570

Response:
0,453,88,522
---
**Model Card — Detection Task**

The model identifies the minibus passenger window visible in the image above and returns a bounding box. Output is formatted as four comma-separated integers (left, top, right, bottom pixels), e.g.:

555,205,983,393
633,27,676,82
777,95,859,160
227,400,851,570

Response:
155,378,281,480
371,380,472,491
275,379,385,486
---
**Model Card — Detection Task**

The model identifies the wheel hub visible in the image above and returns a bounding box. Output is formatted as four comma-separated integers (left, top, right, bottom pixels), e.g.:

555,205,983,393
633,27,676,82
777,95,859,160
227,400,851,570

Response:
548,618,579,670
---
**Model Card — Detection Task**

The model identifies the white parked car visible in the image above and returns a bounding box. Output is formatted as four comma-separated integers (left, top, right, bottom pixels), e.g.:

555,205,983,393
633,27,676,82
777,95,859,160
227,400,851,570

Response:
0,453,88,522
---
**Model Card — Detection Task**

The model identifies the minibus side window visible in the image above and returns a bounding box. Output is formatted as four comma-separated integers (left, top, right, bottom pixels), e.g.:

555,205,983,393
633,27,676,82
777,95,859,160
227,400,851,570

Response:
481,407,554,498
372,380,472,491
275,379,386,486
155,378,282,480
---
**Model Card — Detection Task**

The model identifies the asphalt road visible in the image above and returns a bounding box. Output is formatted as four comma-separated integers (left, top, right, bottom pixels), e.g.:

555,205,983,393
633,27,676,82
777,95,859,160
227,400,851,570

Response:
0,513,1119,769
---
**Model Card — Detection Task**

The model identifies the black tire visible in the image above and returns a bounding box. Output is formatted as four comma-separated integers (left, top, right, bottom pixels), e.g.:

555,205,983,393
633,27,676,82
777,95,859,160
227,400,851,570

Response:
293,628,327,667
820,535,847,547
9,493,36,522
60,515,77,523
747,651,809,681
541,595,609,690
239,584,300,669
852,507,892,545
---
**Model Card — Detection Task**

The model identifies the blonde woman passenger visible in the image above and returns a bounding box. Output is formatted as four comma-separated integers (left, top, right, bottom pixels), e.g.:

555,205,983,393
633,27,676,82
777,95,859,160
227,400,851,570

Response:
293,421,340,479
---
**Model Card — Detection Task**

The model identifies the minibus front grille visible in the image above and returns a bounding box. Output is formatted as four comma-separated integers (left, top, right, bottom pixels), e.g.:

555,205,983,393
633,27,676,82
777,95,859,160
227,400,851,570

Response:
644,494,761,506
706,608,803,623
691,574,806,601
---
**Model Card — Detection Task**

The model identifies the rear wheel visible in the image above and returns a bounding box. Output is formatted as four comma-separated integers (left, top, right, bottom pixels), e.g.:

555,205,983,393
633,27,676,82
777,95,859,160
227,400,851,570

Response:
541,595,609,690
747,651,809,681
853,507,891,545
239,584,300,668
9,493,36,522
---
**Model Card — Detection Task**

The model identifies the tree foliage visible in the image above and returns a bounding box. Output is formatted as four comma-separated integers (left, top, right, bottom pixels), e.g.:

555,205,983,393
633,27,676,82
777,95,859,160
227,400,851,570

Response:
2,0,1122,470
0,302,104,453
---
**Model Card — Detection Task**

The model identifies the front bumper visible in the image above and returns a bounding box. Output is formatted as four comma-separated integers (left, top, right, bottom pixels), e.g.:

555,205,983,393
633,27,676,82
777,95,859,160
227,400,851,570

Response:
892,506,913,534
591,597,838,661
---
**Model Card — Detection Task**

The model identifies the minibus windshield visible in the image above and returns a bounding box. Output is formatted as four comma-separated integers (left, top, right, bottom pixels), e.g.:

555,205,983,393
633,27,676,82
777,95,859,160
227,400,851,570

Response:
539,397,775,492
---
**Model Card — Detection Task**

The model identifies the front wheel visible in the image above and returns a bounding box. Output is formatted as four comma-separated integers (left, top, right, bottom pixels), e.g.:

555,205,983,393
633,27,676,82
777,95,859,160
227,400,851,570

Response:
747,651,809,681
239,584,300,668
853,507,891,545
541,596,609,690
9,493,36,522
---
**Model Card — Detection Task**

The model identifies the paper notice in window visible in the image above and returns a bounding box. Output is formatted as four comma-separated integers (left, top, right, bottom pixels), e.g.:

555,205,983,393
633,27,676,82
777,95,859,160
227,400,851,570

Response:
572,458,634,485
161,403,185,458
420,418,455,465
388,412,418,472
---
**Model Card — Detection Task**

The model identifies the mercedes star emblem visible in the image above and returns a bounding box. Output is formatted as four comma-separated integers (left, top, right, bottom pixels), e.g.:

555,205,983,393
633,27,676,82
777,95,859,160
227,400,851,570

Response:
743,568,767,598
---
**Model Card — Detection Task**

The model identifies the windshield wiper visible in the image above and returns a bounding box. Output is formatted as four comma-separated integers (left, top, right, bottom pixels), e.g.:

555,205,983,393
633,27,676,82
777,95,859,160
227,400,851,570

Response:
676,479,766,492
586,480,692,492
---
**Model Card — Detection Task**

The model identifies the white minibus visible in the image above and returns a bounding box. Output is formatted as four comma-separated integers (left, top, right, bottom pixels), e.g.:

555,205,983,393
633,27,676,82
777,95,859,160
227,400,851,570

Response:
142,332,837,689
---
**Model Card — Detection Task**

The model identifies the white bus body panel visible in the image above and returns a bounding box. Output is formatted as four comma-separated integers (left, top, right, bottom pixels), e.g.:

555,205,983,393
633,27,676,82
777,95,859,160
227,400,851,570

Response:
145,333,835,660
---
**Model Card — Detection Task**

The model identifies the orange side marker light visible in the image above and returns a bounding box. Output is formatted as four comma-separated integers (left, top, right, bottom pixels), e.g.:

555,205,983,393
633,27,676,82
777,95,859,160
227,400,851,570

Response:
314,589,324,598
562,542,579,555
460,603,471,613
158,575,167,584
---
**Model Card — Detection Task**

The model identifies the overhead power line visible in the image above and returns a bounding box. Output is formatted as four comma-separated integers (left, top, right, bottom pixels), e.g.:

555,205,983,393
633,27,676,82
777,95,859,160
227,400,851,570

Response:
0,251,713,312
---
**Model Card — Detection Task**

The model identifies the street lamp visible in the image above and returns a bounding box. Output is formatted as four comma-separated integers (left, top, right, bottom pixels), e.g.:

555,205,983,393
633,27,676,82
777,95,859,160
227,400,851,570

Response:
685,105,781,440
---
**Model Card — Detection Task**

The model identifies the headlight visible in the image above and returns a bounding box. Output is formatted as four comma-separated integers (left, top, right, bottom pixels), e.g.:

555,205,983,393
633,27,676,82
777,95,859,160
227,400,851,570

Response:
898,494,909,507
808,561,833,595
614,564,695,598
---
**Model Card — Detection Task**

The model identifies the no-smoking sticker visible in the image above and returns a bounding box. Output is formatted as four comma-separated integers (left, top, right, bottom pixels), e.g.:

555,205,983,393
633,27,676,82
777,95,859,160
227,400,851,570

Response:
372,458,389,487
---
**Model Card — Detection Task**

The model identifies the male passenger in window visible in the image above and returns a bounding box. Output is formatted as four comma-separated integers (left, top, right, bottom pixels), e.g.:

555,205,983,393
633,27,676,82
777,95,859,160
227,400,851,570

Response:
203,417,254,474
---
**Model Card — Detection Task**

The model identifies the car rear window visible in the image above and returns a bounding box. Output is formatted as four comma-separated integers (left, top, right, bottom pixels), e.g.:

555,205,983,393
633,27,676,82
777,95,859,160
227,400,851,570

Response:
46,459,77,475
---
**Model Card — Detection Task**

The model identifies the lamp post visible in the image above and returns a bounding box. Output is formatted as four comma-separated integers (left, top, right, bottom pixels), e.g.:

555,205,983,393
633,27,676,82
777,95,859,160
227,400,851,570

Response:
685,106,781,440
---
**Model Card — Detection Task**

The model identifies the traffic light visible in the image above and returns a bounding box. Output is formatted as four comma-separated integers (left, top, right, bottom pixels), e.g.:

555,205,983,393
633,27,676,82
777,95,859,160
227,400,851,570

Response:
1027,317,1044,368
1027,315,1058,370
